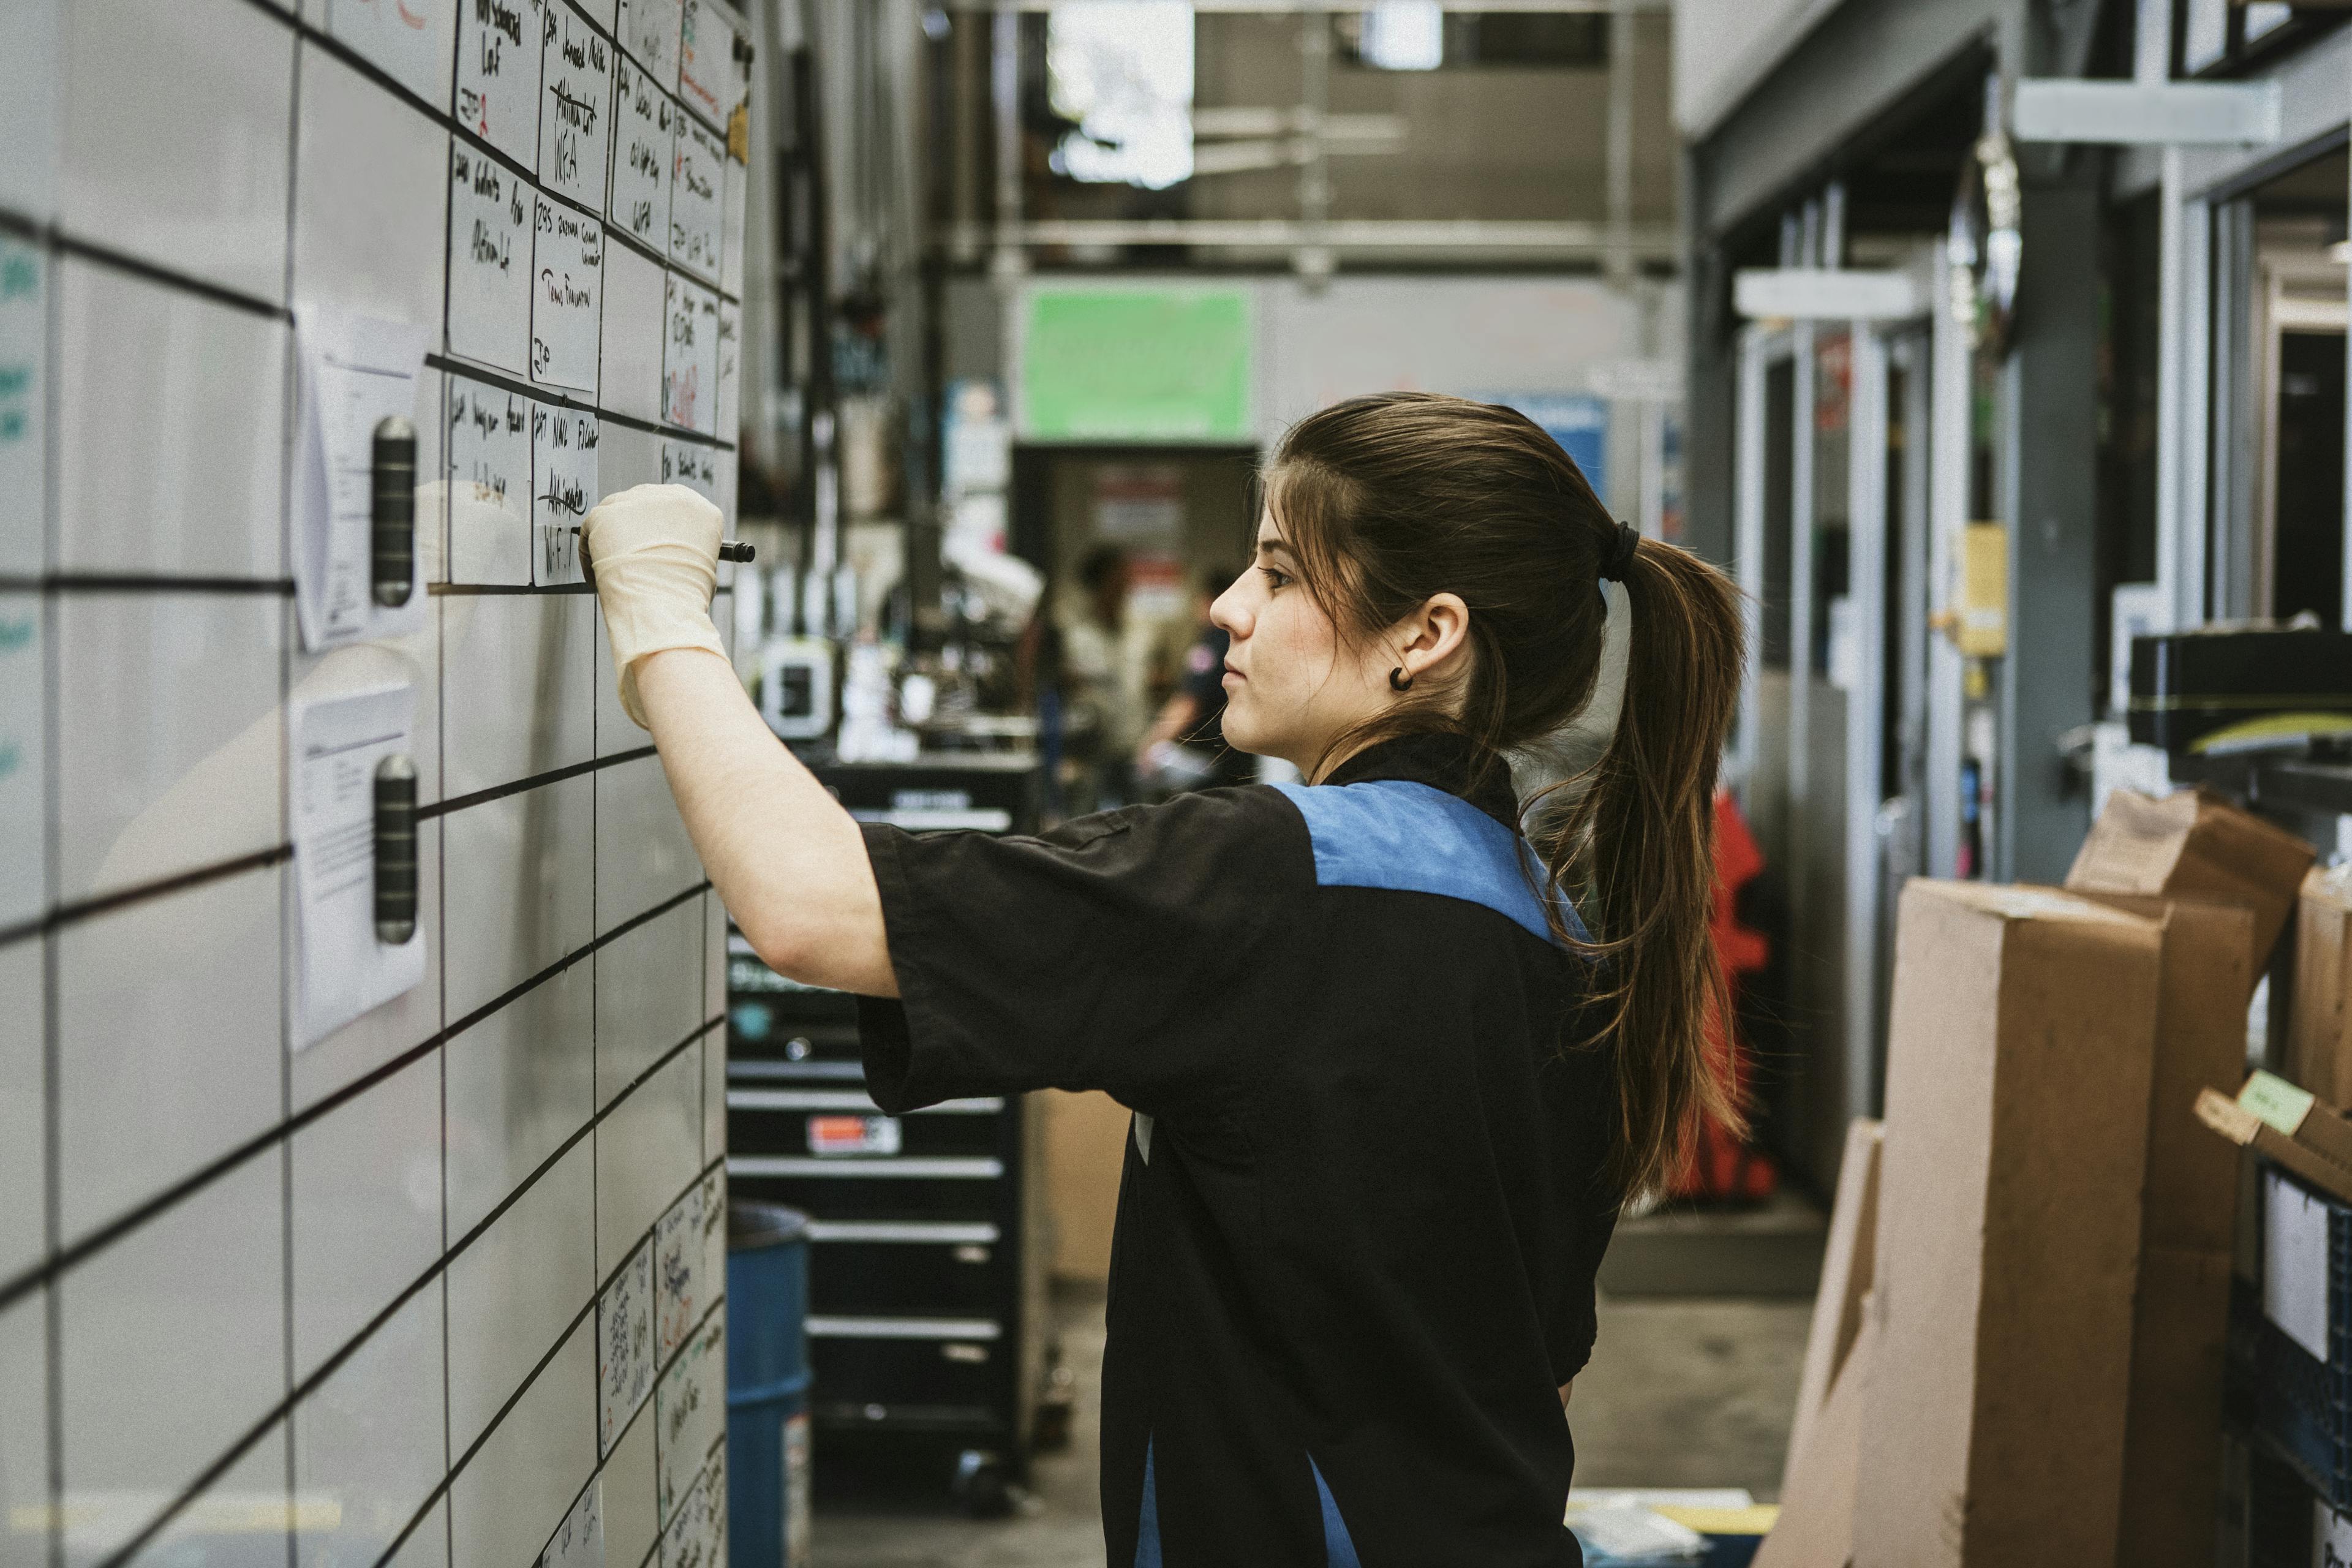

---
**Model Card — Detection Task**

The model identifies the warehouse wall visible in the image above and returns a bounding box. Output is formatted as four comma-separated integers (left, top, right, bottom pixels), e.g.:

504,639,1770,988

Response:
0,3,745,1567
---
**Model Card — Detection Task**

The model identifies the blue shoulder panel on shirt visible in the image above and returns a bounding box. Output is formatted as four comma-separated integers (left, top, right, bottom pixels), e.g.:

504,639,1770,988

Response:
1270,778,1587,946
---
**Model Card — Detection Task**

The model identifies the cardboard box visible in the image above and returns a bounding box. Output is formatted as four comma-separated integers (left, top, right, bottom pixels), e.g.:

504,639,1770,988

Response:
2064,787,2314,978
1041,1089,1129,1283
2114,1245,2234,1568
2060,895,2250,1568
1755,1310,1877,1568
1854,882,2163,1568
2071,894,2255,1251
2290,865,2352,1107
2195,1071,2352,1204
1784,1117,1882,1489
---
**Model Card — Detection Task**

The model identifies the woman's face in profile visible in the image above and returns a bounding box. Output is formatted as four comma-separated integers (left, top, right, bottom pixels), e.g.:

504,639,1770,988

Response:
1211,508,1389,775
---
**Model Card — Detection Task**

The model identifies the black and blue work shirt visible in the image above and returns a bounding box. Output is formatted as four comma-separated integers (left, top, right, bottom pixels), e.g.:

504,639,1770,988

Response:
857,732,1623,1567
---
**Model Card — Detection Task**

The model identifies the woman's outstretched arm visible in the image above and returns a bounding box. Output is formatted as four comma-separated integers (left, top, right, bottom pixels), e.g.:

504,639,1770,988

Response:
585,483,894,995
635,647,895,996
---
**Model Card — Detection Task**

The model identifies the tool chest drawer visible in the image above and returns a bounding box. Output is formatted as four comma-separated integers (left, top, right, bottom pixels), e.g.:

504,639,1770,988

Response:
805,1224,1008,1317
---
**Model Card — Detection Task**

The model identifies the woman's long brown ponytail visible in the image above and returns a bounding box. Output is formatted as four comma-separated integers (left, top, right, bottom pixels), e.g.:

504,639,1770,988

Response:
1268,392,1748,1200
1547,536,1747,1197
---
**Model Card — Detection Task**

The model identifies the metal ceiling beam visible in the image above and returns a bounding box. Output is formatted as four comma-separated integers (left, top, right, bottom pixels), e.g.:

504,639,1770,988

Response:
940,0,1668,12
946,217,1678,255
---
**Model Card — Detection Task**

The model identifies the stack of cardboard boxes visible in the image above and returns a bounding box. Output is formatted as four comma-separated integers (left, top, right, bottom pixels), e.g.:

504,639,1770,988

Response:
1760,789,2323,1567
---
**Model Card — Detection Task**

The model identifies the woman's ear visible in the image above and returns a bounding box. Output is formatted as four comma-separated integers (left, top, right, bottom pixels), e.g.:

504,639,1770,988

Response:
1393,593,1471,685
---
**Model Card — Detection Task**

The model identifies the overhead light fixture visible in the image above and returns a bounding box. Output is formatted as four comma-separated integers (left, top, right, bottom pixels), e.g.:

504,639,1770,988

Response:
1047,1,1196,189
1361,0,1444,71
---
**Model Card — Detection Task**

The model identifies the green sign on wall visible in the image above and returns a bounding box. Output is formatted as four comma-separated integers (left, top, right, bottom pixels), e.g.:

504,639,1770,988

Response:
1017,286,1255,443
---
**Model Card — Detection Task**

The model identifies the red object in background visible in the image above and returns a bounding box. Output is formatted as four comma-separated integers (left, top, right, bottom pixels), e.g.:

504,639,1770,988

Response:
1670,790,1778,1203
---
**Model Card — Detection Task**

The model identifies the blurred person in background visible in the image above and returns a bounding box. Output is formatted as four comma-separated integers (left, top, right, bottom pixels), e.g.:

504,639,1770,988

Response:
1137,562,1251,794
1061,542,1147,811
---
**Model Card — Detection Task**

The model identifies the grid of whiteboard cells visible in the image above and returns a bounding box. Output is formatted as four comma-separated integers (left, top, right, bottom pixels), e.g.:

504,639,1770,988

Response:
0,3,749,1567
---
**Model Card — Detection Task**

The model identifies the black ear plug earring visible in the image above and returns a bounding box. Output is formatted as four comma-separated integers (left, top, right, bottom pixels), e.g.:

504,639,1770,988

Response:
1389,667,1414,692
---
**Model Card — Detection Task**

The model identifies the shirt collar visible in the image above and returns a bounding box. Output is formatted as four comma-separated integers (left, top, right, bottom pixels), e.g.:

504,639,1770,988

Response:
1321,731,1522,833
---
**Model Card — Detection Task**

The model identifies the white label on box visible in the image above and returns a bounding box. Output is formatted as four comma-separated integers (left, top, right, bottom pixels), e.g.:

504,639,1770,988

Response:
599,1241,655,1454
656,1316,726,1525
448,143,533,374
660,440,715,503
531,404,595,584
532,196,603,393
536,1476,603,1568
0,595,41,932
676,0,738,129
540,6,613,214
331,0,447,104
668,116,724,282
457,0,548,165
2265,1169,2334,1363
447,378,533,584
662,274,719,434
611,58,675,249
620,0,684,90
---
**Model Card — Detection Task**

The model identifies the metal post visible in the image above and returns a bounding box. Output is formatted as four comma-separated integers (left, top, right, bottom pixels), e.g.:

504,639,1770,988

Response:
1789,320,1816,826
990,3,1023,283
1605,0,1635,285
1926,244,1967,878
2156,144,2188,628
1734,325,1768,804
1297,6,1332,283
1844,323,1889,1121
2182,192,2212,628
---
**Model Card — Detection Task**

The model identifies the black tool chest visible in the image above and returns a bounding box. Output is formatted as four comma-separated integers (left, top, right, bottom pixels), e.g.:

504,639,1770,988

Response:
725,753,1049,1510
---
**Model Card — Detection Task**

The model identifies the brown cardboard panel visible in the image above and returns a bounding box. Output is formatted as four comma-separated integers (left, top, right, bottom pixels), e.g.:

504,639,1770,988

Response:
1041,1089,1129,1283
2291,866,2352,1109
2195,1087,2352,1204
1855,881,2162,1568
2071,894,2256,1252
2064,788,2314,974
1756,1313,1877,1568
2114,1245,2233,1568
1785,1117,1883,1490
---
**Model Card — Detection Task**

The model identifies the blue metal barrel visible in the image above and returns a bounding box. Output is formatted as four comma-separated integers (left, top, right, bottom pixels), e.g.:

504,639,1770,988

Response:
727,1201,812,1568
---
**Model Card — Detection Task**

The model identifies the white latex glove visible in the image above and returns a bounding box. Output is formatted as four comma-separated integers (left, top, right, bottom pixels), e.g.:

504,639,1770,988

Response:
582,483,725,728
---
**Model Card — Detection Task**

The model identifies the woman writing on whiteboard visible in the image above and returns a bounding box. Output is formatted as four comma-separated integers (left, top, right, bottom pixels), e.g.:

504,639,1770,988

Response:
582,392,1746,1567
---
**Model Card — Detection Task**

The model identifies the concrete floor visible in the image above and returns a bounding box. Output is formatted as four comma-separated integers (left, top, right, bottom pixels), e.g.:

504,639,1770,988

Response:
810,1284,1811,1568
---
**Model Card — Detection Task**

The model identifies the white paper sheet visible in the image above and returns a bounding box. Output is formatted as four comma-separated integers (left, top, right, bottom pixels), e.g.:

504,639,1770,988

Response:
533,404,597,584
2264,1169,2334,1363
714,300,739,439
532,196,604,393
292,681,426,1050
620,0,684,90
448,142,534,374
541,6,614,213
612,58,676,249
660,440,716,502
447,377,534,584
600,1242,655,1455
676,0,740,130
662,274,720,434
295,307,431,651
668,116,725,282
537,1477,604,1568
457,0,549,165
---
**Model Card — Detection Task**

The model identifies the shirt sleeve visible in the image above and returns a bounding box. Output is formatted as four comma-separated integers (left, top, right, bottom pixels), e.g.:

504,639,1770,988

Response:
855,785,1309,1116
